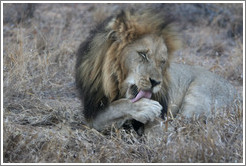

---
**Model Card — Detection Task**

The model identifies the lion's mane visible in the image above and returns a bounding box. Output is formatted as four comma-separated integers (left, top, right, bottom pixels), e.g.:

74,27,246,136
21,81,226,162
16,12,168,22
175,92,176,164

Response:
75,10,181,120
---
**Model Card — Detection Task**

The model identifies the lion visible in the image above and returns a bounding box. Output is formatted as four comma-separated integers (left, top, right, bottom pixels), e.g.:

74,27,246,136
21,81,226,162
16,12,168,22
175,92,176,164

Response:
75,10,237,133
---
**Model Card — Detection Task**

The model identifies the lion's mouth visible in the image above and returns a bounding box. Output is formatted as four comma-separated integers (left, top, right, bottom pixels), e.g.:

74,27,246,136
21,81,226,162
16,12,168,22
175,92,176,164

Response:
129,84,152,103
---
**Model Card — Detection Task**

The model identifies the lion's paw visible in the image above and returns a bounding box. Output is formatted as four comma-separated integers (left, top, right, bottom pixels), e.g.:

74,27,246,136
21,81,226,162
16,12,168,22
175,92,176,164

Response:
130,98,162,124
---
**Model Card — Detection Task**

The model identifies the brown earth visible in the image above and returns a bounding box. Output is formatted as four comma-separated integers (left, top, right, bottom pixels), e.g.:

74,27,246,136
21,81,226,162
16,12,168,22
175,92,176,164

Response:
2,3,244,163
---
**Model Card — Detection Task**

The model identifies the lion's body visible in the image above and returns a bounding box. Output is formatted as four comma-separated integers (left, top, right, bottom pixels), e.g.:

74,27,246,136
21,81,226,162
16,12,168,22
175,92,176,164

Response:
167,63,236,118
75,10,237,132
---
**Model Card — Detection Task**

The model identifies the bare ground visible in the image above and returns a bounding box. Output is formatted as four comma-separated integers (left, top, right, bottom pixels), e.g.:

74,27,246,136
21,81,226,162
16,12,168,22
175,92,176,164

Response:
2,3,244,163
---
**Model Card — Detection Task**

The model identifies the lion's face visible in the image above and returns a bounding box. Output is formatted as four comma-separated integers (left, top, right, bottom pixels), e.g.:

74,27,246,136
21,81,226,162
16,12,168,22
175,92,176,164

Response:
121,34,170,100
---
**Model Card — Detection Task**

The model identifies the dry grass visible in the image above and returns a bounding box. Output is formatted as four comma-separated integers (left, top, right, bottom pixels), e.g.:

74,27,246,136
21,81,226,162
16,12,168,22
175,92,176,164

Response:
2,3,244,163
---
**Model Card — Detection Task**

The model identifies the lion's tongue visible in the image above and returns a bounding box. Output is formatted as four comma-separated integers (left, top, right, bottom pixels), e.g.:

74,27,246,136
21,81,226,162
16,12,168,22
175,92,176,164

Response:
131,90,152,103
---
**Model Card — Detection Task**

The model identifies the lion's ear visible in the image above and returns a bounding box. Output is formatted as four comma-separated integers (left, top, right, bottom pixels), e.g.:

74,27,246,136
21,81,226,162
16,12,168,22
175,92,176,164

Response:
106,11,128,42
110,10,134,41
107,30,117,41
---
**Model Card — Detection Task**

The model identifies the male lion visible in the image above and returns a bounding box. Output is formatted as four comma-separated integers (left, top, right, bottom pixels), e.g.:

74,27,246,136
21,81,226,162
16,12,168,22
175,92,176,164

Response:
75,10,237,133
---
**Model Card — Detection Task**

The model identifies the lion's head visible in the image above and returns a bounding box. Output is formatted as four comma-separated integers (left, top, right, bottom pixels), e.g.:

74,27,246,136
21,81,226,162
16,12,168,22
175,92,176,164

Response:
76,10,181,120
118,34,170,102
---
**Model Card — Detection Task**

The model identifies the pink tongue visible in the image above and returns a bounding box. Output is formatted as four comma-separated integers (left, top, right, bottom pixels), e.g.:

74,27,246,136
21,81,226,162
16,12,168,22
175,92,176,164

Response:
131,90,152,103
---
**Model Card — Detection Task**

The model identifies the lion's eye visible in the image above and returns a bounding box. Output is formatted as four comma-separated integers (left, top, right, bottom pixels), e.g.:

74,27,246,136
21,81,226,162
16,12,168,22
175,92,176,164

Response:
138,51,148,61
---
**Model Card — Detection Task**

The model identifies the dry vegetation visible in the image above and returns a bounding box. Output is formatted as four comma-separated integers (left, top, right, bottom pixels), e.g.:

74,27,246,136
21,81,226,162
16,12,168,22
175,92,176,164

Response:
2,3,244,163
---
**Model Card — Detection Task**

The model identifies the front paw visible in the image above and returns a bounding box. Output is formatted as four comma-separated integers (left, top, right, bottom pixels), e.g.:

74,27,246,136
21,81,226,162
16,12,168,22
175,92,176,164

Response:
130,98,162,124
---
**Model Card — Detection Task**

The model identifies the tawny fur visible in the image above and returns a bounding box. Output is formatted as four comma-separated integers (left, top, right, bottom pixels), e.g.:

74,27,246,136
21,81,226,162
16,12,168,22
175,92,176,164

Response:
75,10,237,132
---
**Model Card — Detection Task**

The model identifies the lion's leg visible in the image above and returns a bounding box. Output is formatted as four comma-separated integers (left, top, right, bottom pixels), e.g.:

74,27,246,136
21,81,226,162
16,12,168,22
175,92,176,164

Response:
90,98,162,131
176,87,211,118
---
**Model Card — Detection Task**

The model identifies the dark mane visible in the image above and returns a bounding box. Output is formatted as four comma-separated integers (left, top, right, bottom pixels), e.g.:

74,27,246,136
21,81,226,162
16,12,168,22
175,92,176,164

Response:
75,17,112,120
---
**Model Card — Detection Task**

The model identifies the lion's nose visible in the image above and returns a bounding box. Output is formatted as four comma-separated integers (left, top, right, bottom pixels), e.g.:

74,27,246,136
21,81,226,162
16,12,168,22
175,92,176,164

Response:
149,78,161,88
